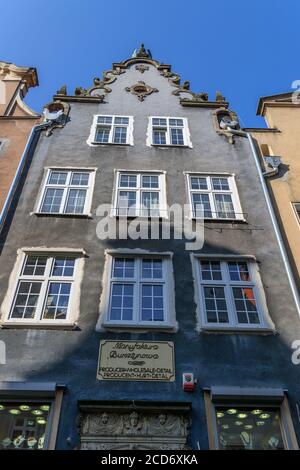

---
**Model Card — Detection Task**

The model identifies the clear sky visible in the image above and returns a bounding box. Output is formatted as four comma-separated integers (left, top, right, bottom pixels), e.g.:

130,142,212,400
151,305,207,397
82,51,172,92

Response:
1,0,299,127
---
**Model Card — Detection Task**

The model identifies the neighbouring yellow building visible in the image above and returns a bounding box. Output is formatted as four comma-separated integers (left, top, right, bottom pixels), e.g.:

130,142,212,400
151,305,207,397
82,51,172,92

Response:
246,92,300,290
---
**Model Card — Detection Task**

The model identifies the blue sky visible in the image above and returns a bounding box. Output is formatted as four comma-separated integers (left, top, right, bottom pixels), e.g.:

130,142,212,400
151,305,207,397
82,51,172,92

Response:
1,0,298,126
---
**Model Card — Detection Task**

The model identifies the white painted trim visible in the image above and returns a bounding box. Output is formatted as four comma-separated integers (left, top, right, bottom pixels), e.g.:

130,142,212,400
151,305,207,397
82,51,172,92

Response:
146,116,192,148
35,168,96,216
96,251,177,332
190,253,275,332
86,114,134,147
111,170,168,219
185,173,245,221
1,250,85,327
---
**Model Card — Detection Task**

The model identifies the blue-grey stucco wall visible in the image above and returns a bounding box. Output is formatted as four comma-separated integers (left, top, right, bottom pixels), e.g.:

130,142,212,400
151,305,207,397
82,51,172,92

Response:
0,62,300,450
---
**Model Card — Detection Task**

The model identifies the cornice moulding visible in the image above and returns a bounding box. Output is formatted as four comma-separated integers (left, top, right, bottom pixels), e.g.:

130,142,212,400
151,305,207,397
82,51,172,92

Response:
180,100,229,108
0,61,38,87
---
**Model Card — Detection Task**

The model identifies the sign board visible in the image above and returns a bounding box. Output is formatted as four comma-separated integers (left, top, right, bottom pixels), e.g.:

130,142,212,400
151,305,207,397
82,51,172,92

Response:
97,340,175,382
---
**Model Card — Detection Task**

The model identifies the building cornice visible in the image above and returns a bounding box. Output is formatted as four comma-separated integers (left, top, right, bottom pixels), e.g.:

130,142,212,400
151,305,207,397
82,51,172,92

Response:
0,61,38,88
256,92,295,116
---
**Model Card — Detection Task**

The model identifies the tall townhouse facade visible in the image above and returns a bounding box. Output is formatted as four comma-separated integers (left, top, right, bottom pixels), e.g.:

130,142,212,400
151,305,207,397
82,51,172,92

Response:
0,61,41,228
0,46,300,450
246,93,300,291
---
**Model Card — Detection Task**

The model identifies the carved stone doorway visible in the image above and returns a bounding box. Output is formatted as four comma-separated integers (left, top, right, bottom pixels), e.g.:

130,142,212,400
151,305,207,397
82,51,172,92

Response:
78,401,191,450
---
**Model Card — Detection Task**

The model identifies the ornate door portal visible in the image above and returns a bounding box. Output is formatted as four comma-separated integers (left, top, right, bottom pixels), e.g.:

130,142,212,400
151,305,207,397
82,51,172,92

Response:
78,402,191,450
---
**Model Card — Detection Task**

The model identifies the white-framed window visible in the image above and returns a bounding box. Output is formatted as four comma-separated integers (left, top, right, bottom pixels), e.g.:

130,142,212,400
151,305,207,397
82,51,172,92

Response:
6,252,83,325
148,117,192,147
36,169,95,215
292,203,300,225
99,253,176,329
112,171,167,217
194,256,273,330
88,115,134,146
186,173,244,220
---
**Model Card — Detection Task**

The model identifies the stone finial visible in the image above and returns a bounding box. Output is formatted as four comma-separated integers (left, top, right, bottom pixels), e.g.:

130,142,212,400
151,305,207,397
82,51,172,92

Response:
56,85,67,95
216,91,226,102
132,44,152,59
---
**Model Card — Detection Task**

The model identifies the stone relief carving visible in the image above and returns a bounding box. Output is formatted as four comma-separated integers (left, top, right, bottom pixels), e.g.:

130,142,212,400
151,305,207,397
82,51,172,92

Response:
135,64,149,74
125,81,158,102
72,68,125,98
79,409,191,450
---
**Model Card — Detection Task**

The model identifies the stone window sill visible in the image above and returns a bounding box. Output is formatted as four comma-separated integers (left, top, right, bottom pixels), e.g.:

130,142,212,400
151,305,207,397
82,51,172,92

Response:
0,322,78,331
99,322,177,333
200,326,276,335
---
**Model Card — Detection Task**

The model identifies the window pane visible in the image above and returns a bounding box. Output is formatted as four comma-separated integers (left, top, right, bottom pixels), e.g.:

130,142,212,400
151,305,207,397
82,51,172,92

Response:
43,283,71,320
119,174,137,188
228,262,250,281
11,282,41,319
192,193,212,218
71,173,89,186
215,194,236,219
215,406,284,450
114,117,129,125
0,402,51,450
97,116,112,124
110,284,133,321
65,189,86,214
41,188,63,213
95,127,110,143
52,258,75,277
232,287,260,324
141,192,160,216
152,118,167,126
169,118,183,126
113,126,127,144
142,175,159,188
48,171,67,185
153,129,166,145
23,256,47,276
141,284,164,321
212,177,230,191
142,259,163,279
170,128,184,145
200,261,222,280
117,191,136,216
113,258,134,278
203,286,229,323
190,177,208,190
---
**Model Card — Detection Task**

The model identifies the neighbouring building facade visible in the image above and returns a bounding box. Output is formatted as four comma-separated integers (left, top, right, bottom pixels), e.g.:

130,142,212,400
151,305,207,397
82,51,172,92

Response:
0,46,300,450
0,61,40,218
247,93,300,291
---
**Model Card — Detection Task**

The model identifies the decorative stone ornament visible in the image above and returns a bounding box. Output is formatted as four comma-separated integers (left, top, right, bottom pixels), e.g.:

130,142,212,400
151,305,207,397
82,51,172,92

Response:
78,408,191,450
135,64,149,74
212,107,240,144
125,81,158,102
132,43,152,59
43,100,70,136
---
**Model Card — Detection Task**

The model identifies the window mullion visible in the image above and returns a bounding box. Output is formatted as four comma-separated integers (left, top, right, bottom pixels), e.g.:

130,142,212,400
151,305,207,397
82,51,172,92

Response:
166,122,171,145
61,187,69,214
135,258,141,323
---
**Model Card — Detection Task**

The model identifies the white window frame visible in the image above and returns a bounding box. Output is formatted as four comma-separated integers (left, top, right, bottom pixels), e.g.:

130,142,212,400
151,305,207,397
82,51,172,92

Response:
97,251,177,331
87,115,134,146
185,172,244,221
2,250,84,326
111,170,167,218
147,116,192,148
192,254,274,332
35,168,96,216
